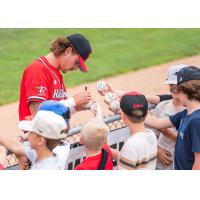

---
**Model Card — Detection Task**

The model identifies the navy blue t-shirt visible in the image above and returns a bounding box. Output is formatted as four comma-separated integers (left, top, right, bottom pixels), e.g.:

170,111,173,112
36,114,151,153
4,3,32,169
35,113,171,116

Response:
169,109,200,170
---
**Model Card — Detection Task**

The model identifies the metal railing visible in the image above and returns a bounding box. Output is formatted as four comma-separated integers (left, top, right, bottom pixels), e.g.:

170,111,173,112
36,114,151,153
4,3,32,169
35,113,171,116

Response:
5,113,126,169
5,103,156,170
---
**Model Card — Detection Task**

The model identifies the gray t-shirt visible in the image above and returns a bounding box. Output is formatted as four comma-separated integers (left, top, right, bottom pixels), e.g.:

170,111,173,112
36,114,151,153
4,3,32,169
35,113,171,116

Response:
152,100,184,170
23,141,70,170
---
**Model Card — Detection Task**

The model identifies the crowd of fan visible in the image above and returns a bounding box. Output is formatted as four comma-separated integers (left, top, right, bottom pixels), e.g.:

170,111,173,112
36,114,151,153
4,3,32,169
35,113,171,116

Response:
1,64,200,170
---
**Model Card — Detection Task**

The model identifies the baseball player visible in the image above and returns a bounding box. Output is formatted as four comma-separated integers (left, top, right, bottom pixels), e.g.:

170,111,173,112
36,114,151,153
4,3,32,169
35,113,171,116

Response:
19,33,92,121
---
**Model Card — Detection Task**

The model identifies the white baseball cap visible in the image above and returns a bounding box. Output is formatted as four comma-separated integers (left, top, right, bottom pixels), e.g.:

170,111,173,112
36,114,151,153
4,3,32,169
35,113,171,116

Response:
163,64,188,85
19,110,68,140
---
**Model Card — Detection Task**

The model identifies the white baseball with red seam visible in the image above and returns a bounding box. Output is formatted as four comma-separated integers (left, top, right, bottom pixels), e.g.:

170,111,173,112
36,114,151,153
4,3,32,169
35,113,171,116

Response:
104,92,118,104
96,80,108,92
109,100,120,112
82,101,93,109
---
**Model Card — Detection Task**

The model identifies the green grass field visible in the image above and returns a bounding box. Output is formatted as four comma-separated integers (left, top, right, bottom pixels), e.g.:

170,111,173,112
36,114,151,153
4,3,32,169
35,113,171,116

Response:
1,28,200,105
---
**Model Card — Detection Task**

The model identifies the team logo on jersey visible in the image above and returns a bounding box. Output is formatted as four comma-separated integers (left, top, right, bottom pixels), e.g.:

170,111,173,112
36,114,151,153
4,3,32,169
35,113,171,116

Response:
36,86,47,95
54,80,57,85
53,89,67,99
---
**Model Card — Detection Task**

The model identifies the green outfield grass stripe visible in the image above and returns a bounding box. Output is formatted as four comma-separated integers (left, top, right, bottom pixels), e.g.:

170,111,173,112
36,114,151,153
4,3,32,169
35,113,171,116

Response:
1,28,200,105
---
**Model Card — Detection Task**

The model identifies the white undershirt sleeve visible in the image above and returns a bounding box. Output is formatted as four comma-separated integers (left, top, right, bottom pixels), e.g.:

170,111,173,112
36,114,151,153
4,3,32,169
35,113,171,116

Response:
60,97,77,115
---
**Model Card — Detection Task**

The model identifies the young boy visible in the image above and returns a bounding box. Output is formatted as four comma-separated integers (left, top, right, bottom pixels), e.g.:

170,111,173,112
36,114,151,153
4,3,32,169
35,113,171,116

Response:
75,103,113,170
145,66,200,170
111,92,157,170
152,64,185,170
0,110,70,170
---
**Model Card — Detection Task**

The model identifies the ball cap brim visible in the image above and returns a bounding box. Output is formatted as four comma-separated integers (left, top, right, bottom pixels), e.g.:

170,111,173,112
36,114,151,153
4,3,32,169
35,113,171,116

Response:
18,111,68,140
79,55,88,73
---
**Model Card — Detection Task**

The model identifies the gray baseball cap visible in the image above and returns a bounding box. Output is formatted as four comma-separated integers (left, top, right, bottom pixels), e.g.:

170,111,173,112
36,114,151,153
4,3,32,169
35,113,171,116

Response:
163,64,187,85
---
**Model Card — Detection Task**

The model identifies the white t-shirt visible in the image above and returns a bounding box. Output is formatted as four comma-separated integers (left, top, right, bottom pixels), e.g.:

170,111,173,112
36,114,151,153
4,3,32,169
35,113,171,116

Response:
118,129,157,170
23,141,70,170
152,100,184,170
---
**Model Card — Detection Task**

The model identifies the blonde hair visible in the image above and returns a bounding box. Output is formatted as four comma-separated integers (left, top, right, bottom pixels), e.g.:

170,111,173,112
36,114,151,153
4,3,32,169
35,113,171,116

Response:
81,118,109,151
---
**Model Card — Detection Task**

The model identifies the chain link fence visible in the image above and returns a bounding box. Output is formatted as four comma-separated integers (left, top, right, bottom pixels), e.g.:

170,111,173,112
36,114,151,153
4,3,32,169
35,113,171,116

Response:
5,113,126,169
5,104,156,170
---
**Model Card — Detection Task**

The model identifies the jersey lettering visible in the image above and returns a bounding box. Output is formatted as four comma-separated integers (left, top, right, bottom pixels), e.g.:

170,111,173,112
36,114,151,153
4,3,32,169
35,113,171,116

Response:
53,89,67,99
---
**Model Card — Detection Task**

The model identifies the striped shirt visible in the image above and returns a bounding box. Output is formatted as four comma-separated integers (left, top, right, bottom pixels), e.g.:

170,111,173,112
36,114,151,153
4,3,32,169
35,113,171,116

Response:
118,129,157,170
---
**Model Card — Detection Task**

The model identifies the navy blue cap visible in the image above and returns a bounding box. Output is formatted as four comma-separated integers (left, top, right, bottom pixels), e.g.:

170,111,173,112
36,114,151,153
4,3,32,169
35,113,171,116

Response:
67,33,92,72
38,100,70,125
176,66,200,84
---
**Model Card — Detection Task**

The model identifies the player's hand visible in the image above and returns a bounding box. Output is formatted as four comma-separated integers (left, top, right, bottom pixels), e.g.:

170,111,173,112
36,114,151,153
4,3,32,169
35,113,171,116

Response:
73,91,92,106
89,102,105,120
98,83,114,96
157,146,173,165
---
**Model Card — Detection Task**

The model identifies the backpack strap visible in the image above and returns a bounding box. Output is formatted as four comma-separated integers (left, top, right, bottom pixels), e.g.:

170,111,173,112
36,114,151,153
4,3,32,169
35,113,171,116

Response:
97,148,109,170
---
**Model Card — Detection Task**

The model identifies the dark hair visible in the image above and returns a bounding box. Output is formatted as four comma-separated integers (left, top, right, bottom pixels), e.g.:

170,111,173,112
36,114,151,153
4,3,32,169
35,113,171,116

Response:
177,80,200,102
50,37,77,56
45,138,62,151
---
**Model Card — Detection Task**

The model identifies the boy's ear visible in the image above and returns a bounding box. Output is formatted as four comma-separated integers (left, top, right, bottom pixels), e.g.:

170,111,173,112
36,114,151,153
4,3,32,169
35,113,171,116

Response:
39,137,46,146
79,137,84,145
121,112,129,124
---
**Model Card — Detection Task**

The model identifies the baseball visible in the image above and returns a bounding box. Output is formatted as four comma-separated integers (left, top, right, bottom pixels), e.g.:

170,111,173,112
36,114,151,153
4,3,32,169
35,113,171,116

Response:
96,80,108,92
82,101,93,109
104,92,118,104
109,100,120,113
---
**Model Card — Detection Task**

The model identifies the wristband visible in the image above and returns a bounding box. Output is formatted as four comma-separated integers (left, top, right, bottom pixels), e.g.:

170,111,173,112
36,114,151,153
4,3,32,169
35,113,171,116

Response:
157,94,172,102
60,97,76,107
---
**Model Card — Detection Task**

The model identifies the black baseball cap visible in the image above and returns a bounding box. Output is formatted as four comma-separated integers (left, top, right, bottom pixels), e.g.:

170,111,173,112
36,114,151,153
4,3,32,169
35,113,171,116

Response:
67,33,92,73
176,66,200,84
120,91,148,118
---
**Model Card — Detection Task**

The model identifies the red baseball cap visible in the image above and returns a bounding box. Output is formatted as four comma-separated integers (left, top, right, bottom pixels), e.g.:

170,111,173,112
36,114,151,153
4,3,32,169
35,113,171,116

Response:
67,33,92,73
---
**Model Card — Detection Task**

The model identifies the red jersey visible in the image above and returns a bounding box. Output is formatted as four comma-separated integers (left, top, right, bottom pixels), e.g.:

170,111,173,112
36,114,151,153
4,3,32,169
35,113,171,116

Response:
75,144,113,170
19,56,68,120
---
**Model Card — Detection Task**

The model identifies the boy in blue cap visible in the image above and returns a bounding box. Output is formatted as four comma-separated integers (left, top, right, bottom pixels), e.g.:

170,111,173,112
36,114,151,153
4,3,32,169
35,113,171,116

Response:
0,101,70,170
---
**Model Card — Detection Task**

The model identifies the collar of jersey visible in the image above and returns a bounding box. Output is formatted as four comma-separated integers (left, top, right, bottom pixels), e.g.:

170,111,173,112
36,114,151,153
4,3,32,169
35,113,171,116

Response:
40,56,61,74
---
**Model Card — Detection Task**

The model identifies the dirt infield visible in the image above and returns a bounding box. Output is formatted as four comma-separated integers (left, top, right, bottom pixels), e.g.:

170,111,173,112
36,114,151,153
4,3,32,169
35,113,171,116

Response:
1,54,200,137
